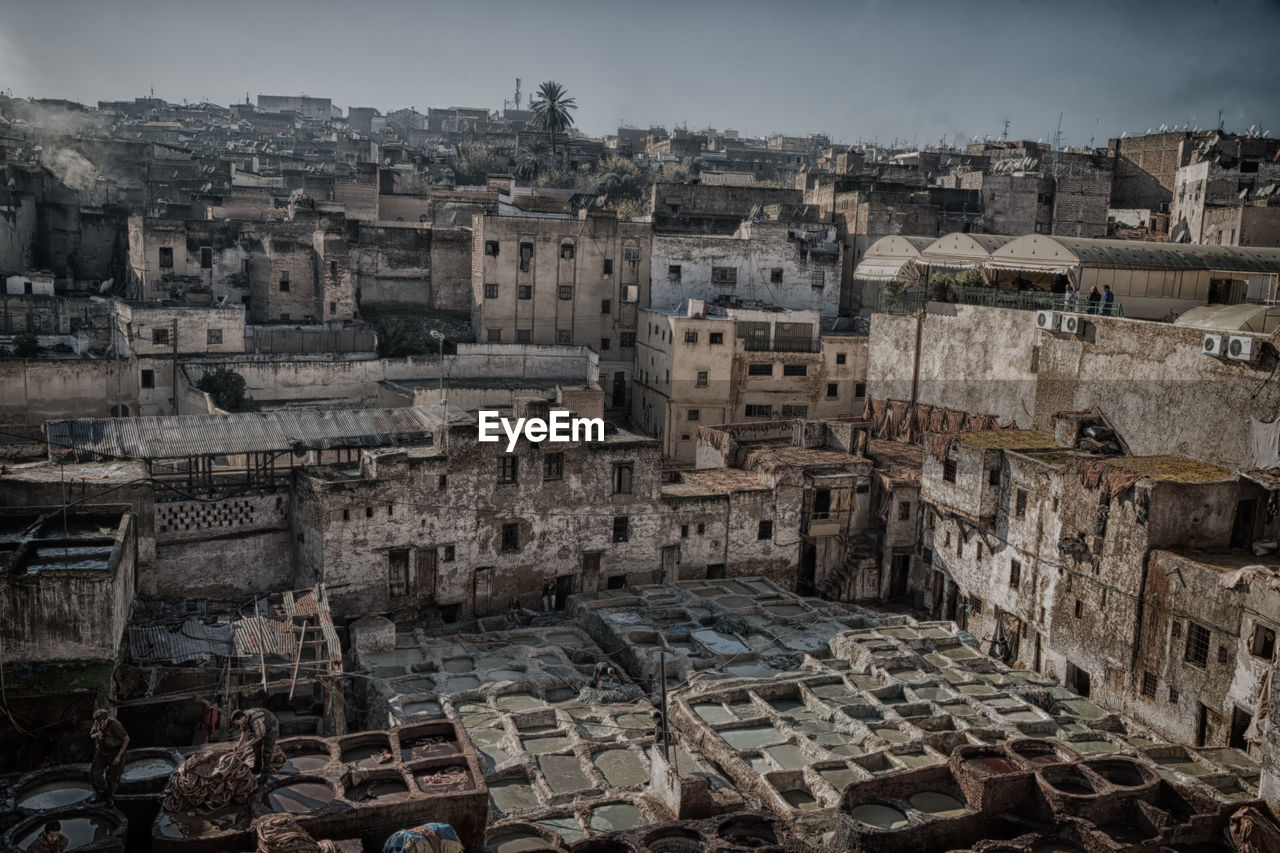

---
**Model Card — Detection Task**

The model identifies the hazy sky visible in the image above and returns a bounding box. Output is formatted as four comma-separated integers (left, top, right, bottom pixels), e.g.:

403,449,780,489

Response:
2,0,1278,147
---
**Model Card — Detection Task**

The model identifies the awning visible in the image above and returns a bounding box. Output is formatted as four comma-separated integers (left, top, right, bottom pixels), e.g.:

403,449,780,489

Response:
853,257,918,281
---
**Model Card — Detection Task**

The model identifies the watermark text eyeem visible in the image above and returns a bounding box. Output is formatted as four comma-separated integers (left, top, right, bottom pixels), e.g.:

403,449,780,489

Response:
478,410,605,452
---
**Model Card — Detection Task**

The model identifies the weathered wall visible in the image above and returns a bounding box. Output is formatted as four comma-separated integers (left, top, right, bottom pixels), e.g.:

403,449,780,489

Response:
0,357,136,422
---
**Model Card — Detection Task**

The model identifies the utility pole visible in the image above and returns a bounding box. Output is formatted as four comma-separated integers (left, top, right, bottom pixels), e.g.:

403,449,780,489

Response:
171,317,178,416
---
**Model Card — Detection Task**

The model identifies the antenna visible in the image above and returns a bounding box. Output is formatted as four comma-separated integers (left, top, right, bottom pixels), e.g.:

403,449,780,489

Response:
1053,112,1063,151
1001,119,1010,142
514,78,522,111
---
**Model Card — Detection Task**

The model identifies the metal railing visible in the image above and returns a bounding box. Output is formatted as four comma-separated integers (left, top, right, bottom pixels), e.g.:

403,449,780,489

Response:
874,285,1124,317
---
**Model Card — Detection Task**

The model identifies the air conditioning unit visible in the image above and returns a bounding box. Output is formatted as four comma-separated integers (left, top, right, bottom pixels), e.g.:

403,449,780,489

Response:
1228,335,1258,361
1203,334,1227,357
1035,310,1059,331
1061,314,1084,335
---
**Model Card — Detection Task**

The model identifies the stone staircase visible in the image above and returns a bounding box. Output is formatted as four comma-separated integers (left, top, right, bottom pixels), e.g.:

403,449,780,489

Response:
819,532,880,601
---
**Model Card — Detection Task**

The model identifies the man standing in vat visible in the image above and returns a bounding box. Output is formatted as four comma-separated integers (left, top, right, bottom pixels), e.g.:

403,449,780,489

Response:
89,709,129,807
232,707,280,785
26,820,67,853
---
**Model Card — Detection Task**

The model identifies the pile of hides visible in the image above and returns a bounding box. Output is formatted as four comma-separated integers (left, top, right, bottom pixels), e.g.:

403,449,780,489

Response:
161,745,285,812
254,814,338,853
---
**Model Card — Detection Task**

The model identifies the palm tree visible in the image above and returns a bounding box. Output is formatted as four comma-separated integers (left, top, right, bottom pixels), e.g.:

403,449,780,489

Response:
514,139,550,182
530,81,577,165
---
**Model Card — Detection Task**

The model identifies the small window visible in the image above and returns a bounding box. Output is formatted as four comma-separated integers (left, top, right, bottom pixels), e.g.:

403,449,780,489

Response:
443,544,455,561
601,299,611,314
681,524,689,538
697,523,705,535
518,285,532,300
519,242,533,271
342,509,350,521
158,247,174,268
706,563,725,579
557,329,572,345
1168,686,1179,703
1015,489,1027,518
613,516,629,543
330,260,337,276
836,352,847,365
366,507,374,518
438,475,448,490
780,405,808,418
621,284,639,303
1141,671,1157,699
516,329,531,344
559,285,573,300
613,463,634,494
600,338,611,351
279,271,290,292
746,404,771,418
560,243,575,259
487,328,503,343
1172,620,1182,639
484,283,499,299
1251,623,1276,659
140,369,155,389
711,266,737,285
989,468,1000,486
696,371,708,387
783,364,807,377
620,332,636,348
501,523,520,552
1185,622,1211,667
855,382,866,397
207,329,222,345
606,575,626,589
602,258,613,276
758,520,773,540
826,383,838,398
152,327,169,345
898,502,911,521
770,267,783,284
329,301,336,314
687,409,700,422
1074,599,1083,619
943,459,957,483
624,247,640,263
499,456,519,484
1009,559,1021,588
685,331,698,344
544,452,564,480
200,246,213,269
667,264,681,281
748,363,773,376
709,332,723,344
484,240,499,257
1217,644,1229,664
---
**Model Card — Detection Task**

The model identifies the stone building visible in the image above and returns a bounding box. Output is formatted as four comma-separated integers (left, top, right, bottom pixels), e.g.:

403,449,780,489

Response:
632,300,867,464
470,209,651,410
1170,154,1280,245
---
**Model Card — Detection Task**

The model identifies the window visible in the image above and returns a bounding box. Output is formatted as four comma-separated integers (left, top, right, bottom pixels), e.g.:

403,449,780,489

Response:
557,329,572,345
855,382,866,398
544,452,564,480
1009,559,1021,588
484,283,499,299
706,563,726,579
687,409,700,422
342,509,349,521
709,332,723,344
438,475,448,490
516,329,532,344
1074,599,1083,619
560,243,575,259
758,520,773,540
746,404,771,418
681,524,689,538
1172,620,1182,638
770,267,783,284
330,260,337,276
600,338,611,351
781,405,808,418
620,332,636,348
366,507,374,518
681,433,690,440
519,242,533,271
989,468,1000,486
153,327,169,345
1251,623,1276,659
1015,489,1027,518
621,284,639,302
388,549,410,597
1217,645,1229,664
499,456,519,484
559,285,573,300
443,544,455,562
501,523,520,552
607,575,627,589
484,240,499,257
207,329,222,345
1185,622,1211,667
602,258,613,276
783,364,807,377
518,285,532,300
1168,686,1179,704
613,516,629,543
329,301,336,314
685,331,698,344
613,463,633,494
487,328,503,343
668,265,681,281
601,299,611,314
158,247,174,268
281,313,291,322
898,502,911,521
1141,671,1158,699
711,266,737,285
279,271,290,292
624,247,640,263
810,269,826,290
200,246,213,269
748,363,773,376
827,383,839,398
836,353,847,365
697,523,705,535
696,371,708,387
140,369,155,389
943,459,957,483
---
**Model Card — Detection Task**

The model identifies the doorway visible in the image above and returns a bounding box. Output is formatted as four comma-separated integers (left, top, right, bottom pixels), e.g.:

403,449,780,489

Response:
612,372,627,408
473,567,493,617
555,574,574,611
1230,706,1253,751
1065,662,1091,697
798,543,817,595
582,552,602,593
889,553,910,600
660,545,681,584
1231,499,1258,549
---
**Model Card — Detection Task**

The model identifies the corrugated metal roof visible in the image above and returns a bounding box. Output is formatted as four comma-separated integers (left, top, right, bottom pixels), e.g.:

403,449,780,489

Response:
47,404,472,461
128,619,235,664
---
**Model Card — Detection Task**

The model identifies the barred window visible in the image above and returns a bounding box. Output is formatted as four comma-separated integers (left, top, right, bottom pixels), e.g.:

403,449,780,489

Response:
943,459,957,483
1141,671,1157,699
1184,622,1210,667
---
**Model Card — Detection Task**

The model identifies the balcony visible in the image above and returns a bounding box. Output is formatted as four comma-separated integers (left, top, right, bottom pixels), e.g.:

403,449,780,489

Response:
874,285,1124,317
803,510,845,537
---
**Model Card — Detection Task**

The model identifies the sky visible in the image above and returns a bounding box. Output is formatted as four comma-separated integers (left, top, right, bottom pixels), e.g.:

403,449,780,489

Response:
2,0,1278,149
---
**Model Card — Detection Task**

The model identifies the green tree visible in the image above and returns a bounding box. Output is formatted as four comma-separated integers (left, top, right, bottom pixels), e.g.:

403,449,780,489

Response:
927,272,956,303
196,367,259,413
954,268,985,288
529,81,577,164
13,332,40,358
454,144,499,186
514,139,550,182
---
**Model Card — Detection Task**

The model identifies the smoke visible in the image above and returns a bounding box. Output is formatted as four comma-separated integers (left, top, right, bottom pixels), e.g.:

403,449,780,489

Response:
44,147,99,191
